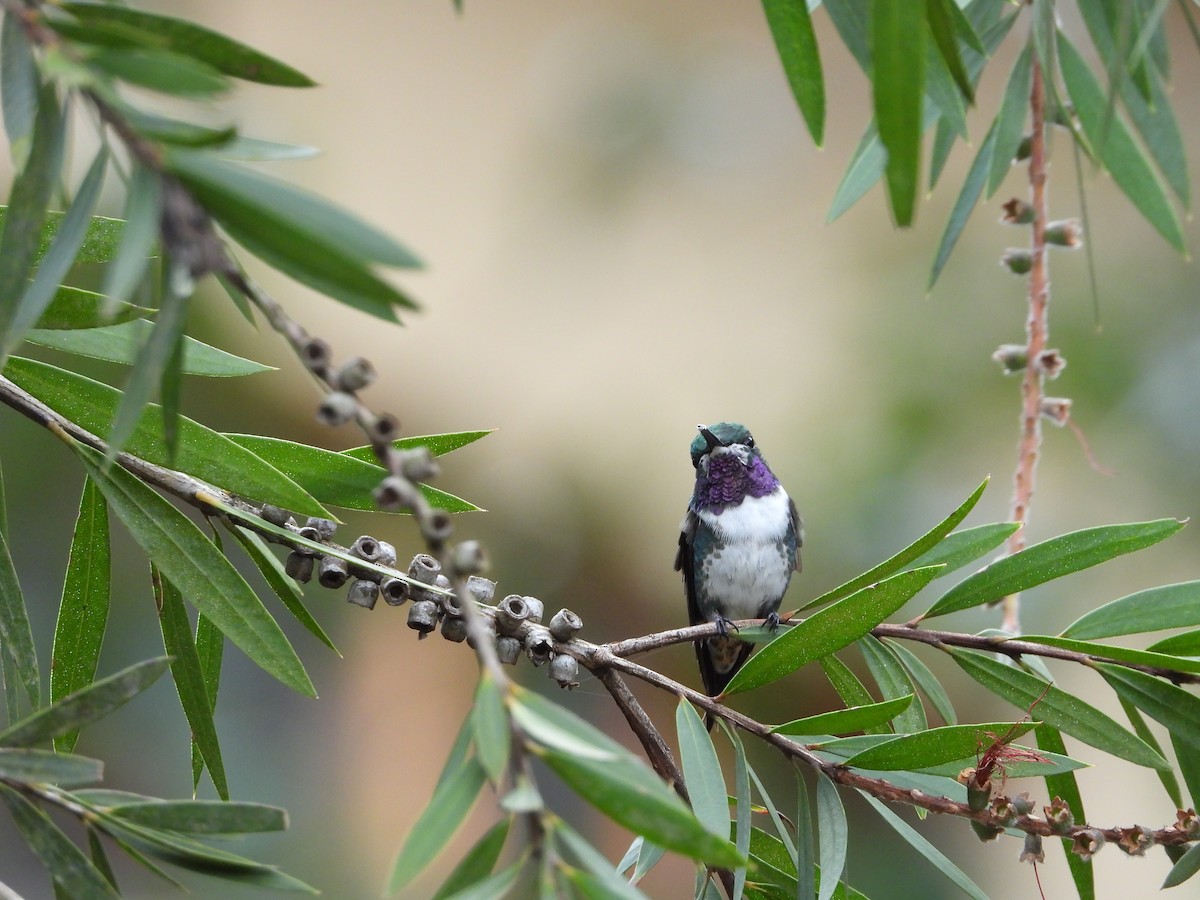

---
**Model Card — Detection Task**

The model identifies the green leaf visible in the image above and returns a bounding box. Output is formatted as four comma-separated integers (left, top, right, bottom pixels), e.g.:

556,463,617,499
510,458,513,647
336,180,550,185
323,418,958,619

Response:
50,477,110,753
1057,30,1185,251
85,47,229,97
730,567,941,696
885,640,957,726
747,761,797,867
859,637,926,733
795,770,815,900
3,149,108,363
86,825,119,891
1035,725,1093,900
153,567,228,799
343,430,494,461
772,695,914,736
0,784,120,899
510,695,620,762
1062,580,1200,639
928,119,997,289
0,521,38,709
25,318,274,376
1173,726,1200,810
1016,635,1200,676
164,149,419,323
1118,697,1182,809
907,522,1020,578
225,433,481,514
0,748,103,785
1164,843,1200,890
925,518,1185,618
554,819,648,900
100,163,161,318
0,82,65,346
921,26,967,140
949,648,1168,770
928,118,957,191
0,657,170,748
802,477,986,611
71,443,316,698
1096,664,1200,748
4,356,330,519
431,817,512,900
388,715,487,894
871,0,925,225
860,793,987,900
27,287,148,330
191,611,222,789
1,12,39,165
471,671,510,784
1148,629,1200,656
538,746,744,869
815,772,846,900
925,0,974,105
107,800,285,834
985,41,1033,197
761,0,824,144
845,721,1035,770
723,723,751,900
60,3,316,87
438,859,524,900
0,208,127,267
676,699,728,838
225,525,337,654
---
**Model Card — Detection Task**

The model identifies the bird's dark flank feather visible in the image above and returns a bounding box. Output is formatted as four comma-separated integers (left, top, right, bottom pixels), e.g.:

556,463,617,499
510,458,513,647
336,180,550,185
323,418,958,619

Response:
675,423,801,726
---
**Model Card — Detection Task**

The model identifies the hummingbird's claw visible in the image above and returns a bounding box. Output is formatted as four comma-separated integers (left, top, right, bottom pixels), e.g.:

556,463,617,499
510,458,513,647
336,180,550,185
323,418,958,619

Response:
714,616,739,637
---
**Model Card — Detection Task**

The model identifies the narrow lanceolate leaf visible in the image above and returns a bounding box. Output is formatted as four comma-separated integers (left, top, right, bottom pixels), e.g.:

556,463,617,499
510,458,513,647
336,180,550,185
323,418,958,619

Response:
1057,31,1185,252
885,639,957,725
985,41,1033,198
86,48,230,98
870,0,925,225
554,819,649,900
25,319,273,376
860,793,988,900
71,443,316,698
928,119,997,289
343,430,493,462
1096,664,1200,749
761,0,824,144
0,657,170,748
1164,843,1200,890
925,519,1185,618
60,3,316,87
676,699,728,838
0,208,127,267
0,81,64,347
4,357,330,519
815,772,847,900
802,476,986,611
226,434,481,514
471,671,510,784
844,721,1035,771
859,637,926,733
431,818,512,900
772,695,914,736
3,149,107,362
154,568,228,800
1149,629,1200,657
721,723,751,900
191,613,222,789
0,748,103,786
100,164,161,317
0,785,121,899
1062,580,1200,639
387,748,488,894
1118,697,1182,809
1015,635,1200,677
1,11,38,163
107,800,286,834
747,763,797,867
948,649,1168,770
165,149,418,323
729,567,941,696
908,523,1020,579
795,770,815,900
0,524,38,709
537,746,744,870
226,526,337,654
51,477,110,753
1035,725,1093,900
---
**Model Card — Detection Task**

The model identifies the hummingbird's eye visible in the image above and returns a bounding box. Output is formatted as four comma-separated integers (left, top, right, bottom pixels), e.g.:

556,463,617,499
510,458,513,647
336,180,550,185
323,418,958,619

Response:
746,437,755,448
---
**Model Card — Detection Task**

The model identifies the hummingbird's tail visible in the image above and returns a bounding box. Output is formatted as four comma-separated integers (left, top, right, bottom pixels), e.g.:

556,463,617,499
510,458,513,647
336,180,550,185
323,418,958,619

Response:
697,636,754,731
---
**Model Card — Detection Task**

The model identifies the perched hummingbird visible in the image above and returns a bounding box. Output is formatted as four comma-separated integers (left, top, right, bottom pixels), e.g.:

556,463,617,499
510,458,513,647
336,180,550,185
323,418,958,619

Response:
675,423,802,713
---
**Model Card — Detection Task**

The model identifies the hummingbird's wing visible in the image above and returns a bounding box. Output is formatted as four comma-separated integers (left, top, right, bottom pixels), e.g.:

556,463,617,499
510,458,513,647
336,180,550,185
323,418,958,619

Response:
675,509,701,627
789,496,803,573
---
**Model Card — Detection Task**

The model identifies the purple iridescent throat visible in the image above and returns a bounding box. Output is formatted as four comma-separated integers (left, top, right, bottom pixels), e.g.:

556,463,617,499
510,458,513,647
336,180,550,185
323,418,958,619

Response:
692,452,779,512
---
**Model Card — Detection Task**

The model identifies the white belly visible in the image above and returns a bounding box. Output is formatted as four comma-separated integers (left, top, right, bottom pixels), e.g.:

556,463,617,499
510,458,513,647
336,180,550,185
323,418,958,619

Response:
696,490,793,619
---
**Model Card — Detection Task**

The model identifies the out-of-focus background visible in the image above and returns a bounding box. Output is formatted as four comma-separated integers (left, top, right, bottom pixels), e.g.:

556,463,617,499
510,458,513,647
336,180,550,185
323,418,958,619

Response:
2,2,1199,897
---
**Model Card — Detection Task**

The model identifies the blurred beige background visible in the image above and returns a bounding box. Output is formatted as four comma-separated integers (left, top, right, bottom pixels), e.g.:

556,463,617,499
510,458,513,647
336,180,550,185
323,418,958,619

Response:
2,1,1200,897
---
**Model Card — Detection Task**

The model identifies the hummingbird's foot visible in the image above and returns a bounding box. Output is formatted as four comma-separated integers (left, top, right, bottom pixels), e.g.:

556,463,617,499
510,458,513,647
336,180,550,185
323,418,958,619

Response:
714,616,739,637
764,611,781,632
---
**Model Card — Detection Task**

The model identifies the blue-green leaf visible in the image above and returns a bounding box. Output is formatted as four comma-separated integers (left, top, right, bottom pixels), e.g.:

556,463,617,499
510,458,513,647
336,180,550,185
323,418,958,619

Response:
814,772,846,900
859,636,926,733
985,41,1033,197
676,699,728,838
100,164,161,318
928,119,996,289
1062,580,1200,639
0,523,38,710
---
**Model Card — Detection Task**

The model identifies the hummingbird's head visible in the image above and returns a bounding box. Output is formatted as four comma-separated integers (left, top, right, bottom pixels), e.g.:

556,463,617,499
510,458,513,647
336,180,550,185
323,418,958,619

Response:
690,422,756,471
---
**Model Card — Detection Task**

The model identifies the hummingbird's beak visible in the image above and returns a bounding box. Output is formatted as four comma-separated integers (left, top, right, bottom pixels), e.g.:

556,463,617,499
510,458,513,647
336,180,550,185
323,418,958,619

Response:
697,425,723,452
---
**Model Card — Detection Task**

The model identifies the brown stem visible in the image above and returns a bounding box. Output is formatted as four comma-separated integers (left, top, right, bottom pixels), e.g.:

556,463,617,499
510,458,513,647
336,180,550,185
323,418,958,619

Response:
1004,50,1051,634
597,669,688,802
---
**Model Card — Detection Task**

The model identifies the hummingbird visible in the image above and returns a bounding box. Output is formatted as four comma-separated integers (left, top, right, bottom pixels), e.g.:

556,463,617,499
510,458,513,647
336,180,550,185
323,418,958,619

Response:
675,423,802,717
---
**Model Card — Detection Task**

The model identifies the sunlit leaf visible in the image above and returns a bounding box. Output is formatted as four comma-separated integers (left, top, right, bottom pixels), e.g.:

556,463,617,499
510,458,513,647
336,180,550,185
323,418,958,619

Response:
907,523,1019,579
925,519,1185,618
772,695,914,736
50,477,110,753
845,721,1034,770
